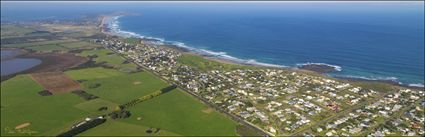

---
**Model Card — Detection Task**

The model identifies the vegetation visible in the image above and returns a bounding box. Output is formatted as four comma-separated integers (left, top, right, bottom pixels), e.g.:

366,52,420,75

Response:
236,125,262,137
71,90,99,101
67,68,168,104
77,120,179,136
121,89,239,136
57,118,106,137
1,25,36,38
177,54,255,71
1,23,242,136
74,98,119,116
78,49,138,72
1,75,88,136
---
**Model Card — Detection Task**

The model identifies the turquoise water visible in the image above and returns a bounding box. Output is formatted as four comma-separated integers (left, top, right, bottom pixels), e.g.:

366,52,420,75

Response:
2,2,424,86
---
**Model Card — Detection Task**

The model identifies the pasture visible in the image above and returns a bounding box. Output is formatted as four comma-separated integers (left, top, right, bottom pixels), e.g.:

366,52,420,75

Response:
77,120,179,136
66,67,239,136
121,89,239,136
78,49,138,72
177,54,256,71
66,68,167,104
0,75,88,136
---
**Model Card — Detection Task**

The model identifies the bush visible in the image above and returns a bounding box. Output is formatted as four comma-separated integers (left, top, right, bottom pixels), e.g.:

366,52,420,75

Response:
108,110,131,119
88,83,101,89
38,90,52,96
98,107,108,111
71,90,98,101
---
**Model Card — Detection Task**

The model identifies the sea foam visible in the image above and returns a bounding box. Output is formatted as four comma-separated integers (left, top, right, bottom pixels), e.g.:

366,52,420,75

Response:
296,62,342,71
106,15,423,87
106,15,286,68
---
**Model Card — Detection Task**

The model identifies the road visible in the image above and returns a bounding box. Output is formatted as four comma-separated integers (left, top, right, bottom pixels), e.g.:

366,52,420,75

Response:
106,47,273,137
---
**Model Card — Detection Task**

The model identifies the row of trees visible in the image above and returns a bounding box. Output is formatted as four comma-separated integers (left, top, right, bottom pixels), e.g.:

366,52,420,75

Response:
71,90,98,101
119,85,177,109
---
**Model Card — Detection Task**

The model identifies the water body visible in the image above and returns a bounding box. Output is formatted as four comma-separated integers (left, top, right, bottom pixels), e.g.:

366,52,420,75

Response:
2,2,424,86
1,50,41,76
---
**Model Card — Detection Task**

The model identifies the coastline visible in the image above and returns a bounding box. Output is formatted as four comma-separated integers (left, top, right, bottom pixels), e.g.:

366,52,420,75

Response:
99,15,424,90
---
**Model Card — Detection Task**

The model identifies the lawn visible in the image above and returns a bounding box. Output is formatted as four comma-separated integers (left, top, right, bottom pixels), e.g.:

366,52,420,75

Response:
177,54,255,71
78,120,179,136
74,98,119,116
0,75,89,136
59,41,102,49
66,68,168,104
65,67,125,80
66,67,239,136
78,49,138,72
121,89,239,136
19,41,100,52
2,40,77,48
26,44,68,52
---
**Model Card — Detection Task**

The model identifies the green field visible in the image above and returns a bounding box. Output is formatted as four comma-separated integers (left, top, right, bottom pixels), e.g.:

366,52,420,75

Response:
67,67,239,136
66,68,167,104
2,40,77,48
74,98,119,116
65,67,125,80
78,120,180,136
0,75,89,136
121,89,239,136
79,49,138,72
1,23,241,136
1,25,36,38
1,66,240,136
177,54,255,71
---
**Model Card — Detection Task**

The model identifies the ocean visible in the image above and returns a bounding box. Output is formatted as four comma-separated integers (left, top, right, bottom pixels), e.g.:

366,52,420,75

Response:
2,2,424,87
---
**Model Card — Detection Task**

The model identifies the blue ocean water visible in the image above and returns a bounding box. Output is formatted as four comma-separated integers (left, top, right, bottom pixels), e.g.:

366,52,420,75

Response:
2,2,424,86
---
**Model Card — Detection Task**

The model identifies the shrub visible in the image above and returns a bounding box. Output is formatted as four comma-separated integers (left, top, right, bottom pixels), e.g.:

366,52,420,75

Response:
71,90,98,101
108,110,131,119
38,90,52,96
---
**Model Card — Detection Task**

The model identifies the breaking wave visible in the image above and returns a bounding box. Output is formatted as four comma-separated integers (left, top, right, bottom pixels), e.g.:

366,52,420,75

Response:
408,83,425,88
106,15,286,68
335,75,399,82
105,15,424,88
296,62,342,71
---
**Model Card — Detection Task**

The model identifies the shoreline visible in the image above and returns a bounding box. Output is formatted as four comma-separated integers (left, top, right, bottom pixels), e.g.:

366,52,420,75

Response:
99,15,424,90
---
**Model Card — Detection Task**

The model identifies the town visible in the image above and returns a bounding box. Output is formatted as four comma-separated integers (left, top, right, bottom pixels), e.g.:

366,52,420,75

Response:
96,37,425,136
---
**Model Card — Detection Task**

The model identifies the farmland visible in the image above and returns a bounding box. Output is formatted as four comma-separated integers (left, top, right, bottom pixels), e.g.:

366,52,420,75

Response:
0,75,88,136
122,88,239,136
66,68,168,104
1,23,242,136
1,62,240,136
78,49,138,72
77,120,179,136
66,67,239,135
